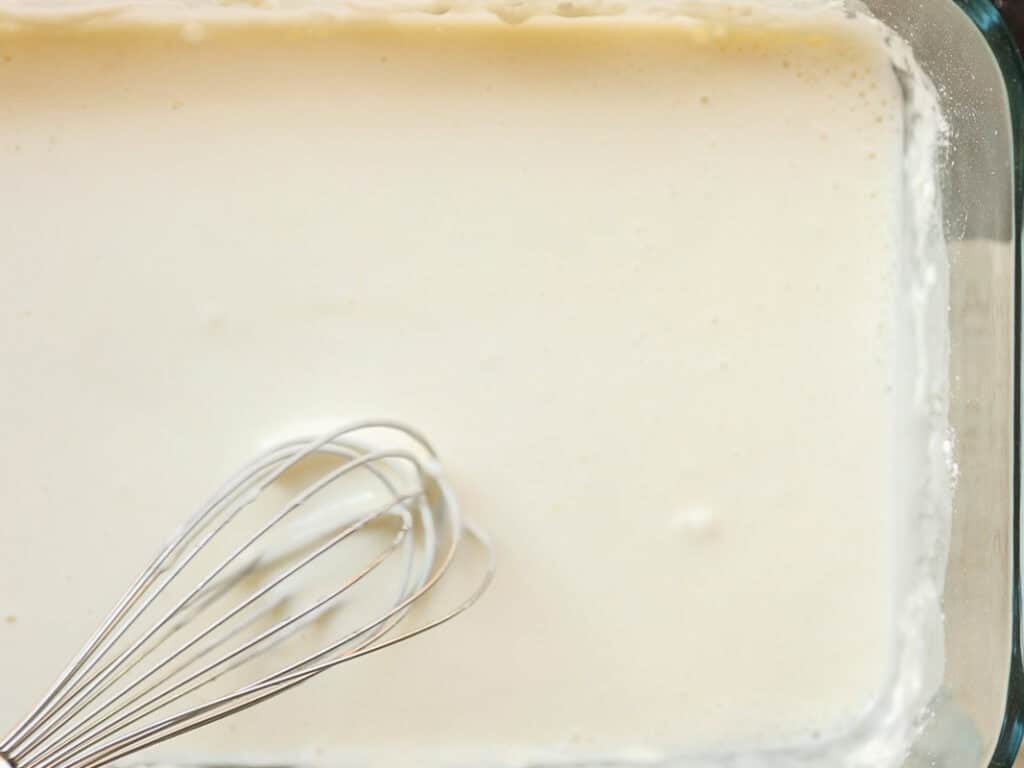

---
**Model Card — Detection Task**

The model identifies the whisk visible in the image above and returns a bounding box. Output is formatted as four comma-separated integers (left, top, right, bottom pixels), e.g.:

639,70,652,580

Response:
0,420,494,768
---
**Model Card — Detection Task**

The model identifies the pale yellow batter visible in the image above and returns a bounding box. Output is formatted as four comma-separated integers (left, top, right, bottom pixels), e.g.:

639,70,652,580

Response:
0,8,926,765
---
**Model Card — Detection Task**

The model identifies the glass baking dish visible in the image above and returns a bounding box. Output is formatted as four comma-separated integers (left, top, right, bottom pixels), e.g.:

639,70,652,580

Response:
0,1,1020,767
873,0,1023,766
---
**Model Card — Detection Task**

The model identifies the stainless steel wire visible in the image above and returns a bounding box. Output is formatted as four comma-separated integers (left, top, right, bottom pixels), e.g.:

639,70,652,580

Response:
0,421,494,768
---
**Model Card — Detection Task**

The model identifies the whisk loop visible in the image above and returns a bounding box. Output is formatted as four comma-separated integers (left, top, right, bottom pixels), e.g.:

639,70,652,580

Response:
0,420,493,768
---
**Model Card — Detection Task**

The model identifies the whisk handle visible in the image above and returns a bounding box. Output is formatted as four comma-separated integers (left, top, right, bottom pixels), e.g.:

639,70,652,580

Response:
0,750,16,768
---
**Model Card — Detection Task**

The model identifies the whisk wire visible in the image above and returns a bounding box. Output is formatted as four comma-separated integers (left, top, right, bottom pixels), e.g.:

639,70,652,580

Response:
68,519,493,768
28,497,417,768
11,432,400,763
2,421,493,768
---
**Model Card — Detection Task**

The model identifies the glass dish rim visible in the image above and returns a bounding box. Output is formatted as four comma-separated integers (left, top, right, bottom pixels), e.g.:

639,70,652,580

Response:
959,1,1024,765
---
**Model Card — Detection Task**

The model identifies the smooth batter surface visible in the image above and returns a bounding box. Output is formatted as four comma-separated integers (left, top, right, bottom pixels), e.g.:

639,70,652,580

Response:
0,11,911,764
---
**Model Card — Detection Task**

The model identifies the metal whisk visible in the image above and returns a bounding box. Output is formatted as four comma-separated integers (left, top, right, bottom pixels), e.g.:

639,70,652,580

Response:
0,421,494,768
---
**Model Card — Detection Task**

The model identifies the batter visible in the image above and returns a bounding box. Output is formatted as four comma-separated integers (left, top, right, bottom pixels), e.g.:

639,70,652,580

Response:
0,5,942,766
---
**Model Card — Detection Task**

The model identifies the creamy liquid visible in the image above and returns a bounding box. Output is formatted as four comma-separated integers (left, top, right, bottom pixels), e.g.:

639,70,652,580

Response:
0,10,914,765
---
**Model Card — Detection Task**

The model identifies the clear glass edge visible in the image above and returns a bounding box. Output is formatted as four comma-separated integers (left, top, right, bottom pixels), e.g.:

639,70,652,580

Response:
956,2,1024,765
